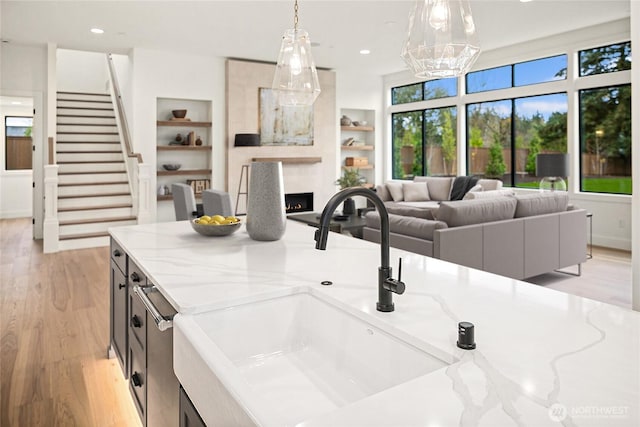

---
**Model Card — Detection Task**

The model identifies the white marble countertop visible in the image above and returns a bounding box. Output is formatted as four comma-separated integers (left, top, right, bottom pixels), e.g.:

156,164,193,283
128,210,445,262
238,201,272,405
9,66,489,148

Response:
110,220,640,426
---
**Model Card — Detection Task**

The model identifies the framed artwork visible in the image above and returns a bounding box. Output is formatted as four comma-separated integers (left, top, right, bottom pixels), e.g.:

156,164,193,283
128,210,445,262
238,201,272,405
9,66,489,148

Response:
259,88,314,146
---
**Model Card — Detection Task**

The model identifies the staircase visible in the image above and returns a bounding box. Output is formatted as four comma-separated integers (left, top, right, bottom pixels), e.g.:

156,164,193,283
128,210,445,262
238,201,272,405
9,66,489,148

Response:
56,91,137,250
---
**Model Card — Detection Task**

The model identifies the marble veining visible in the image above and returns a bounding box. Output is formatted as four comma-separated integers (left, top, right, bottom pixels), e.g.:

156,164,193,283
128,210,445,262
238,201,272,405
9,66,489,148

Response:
110,220,640,426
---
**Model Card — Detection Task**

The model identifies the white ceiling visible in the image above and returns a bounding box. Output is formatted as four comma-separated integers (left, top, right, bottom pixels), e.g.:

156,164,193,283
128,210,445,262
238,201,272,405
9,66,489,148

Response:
0,1,631,76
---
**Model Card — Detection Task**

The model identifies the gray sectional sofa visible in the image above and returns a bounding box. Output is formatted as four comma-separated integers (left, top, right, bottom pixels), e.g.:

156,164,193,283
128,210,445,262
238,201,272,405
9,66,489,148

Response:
364,191,587,280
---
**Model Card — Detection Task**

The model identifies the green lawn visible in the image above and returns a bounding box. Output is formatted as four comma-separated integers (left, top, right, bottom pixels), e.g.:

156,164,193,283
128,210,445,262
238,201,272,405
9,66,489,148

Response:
515,177,631,194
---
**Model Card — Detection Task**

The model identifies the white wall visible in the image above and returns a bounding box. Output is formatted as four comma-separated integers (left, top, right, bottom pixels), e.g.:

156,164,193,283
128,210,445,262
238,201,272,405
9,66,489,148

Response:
112,53,134,135
630,0,639,310
130,48,225,222
382,19,632,251
0,43,48,230
56,49,109,93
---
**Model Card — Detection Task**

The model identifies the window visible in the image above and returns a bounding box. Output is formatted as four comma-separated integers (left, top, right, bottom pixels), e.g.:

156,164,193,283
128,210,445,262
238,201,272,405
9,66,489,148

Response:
514,94,568,188
466,65,511,94
392,107,457,179
392,83,422,105
424,77,457,100
467,100,512,185
579,42,631,76
514,55,567,86
4,116,33,170
579,85,631,195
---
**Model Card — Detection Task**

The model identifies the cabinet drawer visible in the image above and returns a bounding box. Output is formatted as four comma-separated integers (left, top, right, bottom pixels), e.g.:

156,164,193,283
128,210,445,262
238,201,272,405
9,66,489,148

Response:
129,291,147,350
110,238,127,274
128,258,147,288
129,341,147,424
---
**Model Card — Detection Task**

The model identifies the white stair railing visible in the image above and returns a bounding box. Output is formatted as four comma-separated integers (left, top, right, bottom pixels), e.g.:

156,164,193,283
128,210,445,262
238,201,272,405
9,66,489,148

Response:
106,53,150,222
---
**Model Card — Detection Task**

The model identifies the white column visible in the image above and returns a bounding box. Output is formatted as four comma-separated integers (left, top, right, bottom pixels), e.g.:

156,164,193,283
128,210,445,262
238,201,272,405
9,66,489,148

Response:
631,0,640,311
43,165,59,253
137,163,152,224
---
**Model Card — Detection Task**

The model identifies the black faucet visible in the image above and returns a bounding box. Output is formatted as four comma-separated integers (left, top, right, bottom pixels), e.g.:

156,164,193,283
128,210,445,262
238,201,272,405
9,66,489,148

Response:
314,187,405,312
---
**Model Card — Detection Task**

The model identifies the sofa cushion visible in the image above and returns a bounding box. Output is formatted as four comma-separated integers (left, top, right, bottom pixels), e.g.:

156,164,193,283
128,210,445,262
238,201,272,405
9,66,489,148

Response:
463,189,515,200
436,197,517,227
366,212,448,240
402,182,430,202
396,201,440,210
375,184,392,202
386,181,404,201
387,205,435,220
514,192,569,218
413,176,454,201
477,179,503,191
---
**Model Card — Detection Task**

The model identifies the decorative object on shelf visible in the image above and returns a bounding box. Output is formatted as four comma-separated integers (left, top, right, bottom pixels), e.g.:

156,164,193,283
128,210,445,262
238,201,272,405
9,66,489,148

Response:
187,178,211,195
246,161,286,241
195,135,203,146
345,157,368,167
234,133,261,147
352,120,367,127
340,115,352,126
162,163,181,171
536,153,568,192
190,218,242,237
157,185,169,196
343,137,355,146
401,0,480,78
260,88,313,146
171,109,189,120
271,0,321,106
335,168,366,215
175,133,183,143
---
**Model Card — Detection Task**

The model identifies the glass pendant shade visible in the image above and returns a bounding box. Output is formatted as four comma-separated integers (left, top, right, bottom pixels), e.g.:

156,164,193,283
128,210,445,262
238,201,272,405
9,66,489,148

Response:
401,0,481,78
272,28,321,106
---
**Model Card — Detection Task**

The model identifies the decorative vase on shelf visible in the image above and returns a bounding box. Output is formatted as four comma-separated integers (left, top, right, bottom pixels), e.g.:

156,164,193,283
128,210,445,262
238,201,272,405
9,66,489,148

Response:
246,162,286,241
340,115,352,126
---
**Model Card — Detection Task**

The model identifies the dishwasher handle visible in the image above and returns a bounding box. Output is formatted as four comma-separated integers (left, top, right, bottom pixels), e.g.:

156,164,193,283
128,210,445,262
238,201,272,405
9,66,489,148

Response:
133,285,173,331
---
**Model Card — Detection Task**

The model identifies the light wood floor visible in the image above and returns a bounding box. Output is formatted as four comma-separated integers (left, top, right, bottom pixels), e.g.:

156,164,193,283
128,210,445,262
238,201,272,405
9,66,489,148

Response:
0,218,634,426
1,218,141,427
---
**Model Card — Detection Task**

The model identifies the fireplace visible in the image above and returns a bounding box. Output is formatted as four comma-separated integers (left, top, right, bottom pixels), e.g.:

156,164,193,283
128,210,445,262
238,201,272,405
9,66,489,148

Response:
285,192,313,214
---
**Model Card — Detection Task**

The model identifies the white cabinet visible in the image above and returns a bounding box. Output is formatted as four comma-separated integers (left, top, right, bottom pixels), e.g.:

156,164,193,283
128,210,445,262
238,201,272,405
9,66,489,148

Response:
339,108,375,187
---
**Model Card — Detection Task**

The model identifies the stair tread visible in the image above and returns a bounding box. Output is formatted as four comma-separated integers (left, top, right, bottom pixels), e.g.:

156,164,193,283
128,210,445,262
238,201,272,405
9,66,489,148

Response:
58,160,123,164
58,99,112,104
57,91,110,96
57,151,121,154
58,181,128,186
56,140,122,144
59,231,110,241
57,123,117,126
57,114,116,118
58,203,133,212
56,106,114,111
59,216,136,226
57,131,119,135
59,192,131,199
59,171,125,175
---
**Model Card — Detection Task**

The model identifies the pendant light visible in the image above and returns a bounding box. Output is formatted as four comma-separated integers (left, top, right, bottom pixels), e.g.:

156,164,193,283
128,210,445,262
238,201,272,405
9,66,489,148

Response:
272,0,321,106
401,0,481,78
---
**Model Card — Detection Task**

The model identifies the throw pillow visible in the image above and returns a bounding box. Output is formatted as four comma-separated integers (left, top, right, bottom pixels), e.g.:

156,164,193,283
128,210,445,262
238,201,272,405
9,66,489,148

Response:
386,181,404,202
402,182,430,202
463,189,514,200
468,184,483,193
422,177,454,201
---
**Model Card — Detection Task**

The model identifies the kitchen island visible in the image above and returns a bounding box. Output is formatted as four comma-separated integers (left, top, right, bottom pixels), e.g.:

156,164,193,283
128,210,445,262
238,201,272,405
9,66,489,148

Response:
110,220,639,426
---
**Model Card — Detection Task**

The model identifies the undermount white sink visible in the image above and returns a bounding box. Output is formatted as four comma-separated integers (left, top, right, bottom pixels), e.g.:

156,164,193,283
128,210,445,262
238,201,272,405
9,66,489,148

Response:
174,289,449,426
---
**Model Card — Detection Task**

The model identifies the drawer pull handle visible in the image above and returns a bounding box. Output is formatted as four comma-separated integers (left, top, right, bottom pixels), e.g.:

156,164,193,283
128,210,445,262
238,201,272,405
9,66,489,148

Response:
113,249,122,257
133,285,173,331
130,272,141,283
131,372,142,387
118,283,126,289
131,315,142,328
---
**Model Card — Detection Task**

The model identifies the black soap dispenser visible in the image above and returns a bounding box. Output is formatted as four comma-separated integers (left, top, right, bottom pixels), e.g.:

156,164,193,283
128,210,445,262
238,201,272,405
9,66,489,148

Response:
457,321,476,350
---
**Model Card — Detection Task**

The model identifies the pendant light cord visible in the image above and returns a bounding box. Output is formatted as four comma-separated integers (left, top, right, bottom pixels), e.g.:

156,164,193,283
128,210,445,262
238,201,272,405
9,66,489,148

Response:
294,0,299,32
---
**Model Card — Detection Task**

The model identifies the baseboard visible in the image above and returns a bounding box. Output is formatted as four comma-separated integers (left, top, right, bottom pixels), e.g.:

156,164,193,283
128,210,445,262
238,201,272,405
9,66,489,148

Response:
0,210,31,219
592,234,631,251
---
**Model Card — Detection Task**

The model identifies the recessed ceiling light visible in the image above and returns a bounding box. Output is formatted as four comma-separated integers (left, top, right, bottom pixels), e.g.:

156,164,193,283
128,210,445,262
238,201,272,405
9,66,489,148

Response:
11,101,22,105
520,0,534,3
90,28,104,34
360,49,371,55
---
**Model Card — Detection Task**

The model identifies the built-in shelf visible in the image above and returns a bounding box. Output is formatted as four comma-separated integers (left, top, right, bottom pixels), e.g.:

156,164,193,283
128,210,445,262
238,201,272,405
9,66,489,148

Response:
157,169,212,176
157,146,212,151
157,120,212,127
341,125,374,132
341,145,374,151
251,157,322,164
342,165,374,170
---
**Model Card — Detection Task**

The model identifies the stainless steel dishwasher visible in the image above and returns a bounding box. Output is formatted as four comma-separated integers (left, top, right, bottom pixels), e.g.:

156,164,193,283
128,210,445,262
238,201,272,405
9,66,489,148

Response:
132,284,179,427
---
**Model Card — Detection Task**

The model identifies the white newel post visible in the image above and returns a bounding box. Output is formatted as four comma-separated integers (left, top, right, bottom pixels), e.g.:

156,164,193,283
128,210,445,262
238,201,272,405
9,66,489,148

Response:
137,164,152,224
43,165,59,253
